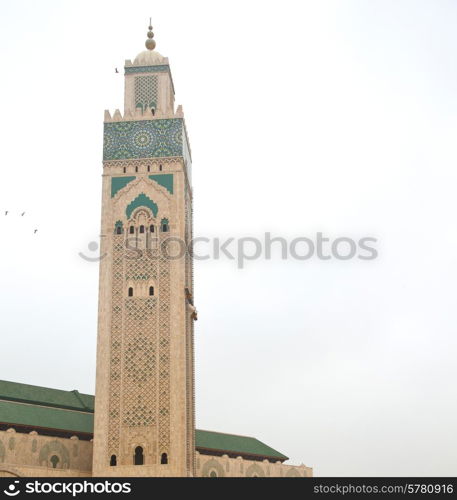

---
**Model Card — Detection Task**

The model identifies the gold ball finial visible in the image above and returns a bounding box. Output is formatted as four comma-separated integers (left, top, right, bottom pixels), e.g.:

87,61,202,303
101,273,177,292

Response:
145,19,156,50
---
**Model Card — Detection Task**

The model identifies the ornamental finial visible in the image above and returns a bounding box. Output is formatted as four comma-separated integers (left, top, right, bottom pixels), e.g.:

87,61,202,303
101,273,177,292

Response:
145,18,156,51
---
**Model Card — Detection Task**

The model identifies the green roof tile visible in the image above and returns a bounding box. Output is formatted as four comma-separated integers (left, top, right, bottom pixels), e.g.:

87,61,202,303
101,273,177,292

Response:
0,400,93,434
0,380,94,412
0,381,288,460
195,429,288,461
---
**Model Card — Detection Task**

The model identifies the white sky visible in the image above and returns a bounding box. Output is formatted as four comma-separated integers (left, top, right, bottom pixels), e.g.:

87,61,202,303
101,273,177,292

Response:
0,0,456,476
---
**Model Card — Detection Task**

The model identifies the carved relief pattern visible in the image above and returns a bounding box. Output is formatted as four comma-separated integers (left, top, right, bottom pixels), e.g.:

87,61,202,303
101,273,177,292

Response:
158,234,171,456
122,244,159,430
122,297,157,427
38,441,70,469
185,189,195,475
108,212,171,463
134,75,158,111
108,237,124,456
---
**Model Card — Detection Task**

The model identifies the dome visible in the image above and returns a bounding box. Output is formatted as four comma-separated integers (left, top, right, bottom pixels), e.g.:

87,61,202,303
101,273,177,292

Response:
133,50,165,66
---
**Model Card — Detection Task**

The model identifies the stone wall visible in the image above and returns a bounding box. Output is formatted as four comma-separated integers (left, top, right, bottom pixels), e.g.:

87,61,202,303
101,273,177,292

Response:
0,429,312,477
196,452,313,478
0,429,92,477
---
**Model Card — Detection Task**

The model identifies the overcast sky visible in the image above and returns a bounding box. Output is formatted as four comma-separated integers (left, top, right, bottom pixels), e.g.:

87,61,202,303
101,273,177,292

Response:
0,0,456,477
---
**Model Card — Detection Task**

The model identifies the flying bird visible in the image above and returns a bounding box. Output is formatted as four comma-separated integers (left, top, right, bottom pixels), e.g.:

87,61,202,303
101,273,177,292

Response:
21,212,25,216
34,229,38,234
115,68,119,73
4,211,8,215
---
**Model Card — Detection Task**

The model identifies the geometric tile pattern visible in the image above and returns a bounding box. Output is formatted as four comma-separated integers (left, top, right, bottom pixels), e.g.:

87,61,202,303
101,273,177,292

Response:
134,75,158,111
149,174,174,194
124,65,169,74
108,212,171,465
103,119,183,161
122,297,157,428
108,237,124,458
158,234,171,458
185,188,195,475
111,176,136,198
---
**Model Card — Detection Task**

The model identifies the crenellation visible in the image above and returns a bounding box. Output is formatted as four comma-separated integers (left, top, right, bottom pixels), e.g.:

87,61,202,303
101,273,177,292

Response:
103,108,185,124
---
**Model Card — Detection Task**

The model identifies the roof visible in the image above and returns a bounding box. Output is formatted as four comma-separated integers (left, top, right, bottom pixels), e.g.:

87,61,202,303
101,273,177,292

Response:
0,400,93,435
0,380,288,461
195,429,288,461
0,380,94,412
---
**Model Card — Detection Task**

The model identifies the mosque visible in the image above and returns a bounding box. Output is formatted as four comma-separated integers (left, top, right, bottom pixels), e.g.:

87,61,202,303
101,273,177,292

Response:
0,24,313,478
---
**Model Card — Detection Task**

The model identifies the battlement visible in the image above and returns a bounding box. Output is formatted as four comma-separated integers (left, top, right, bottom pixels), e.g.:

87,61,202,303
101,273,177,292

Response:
104,105,184,123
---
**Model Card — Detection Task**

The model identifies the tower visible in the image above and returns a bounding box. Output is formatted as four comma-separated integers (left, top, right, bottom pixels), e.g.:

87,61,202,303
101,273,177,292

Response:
92,24,195,477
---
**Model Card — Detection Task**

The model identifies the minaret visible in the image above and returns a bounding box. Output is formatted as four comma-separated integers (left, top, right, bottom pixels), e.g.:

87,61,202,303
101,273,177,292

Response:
92,23,195,477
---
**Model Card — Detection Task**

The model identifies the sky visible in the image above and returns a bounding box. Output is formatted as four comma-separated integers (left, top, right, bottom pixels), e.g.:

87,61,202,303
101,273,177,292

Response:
0,0,457,476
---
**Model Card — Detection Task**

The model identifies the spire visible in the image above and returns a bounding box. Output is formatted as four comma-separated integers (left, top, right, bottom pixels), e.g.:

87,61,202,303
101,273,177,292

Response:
145,19,156,51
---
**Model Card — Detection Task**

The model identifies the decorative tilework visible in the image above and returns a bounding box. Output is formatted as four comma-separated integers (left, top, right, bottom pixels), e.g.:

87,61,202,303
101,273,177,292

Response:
124,65,169,74
134,75,158,111
104,119,183,161
38,441,70,469
126,193,158,219
149,174,173,194
111,177,136,198
158,238,171,458
108,237,123,457
114,220,124,233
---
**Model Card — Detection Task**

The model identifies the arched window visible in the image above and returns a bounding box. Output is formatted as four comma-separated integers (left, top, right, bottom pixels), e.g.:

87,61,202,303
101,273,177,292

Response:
150,225,155,233
161,223,168,232
123,167,126,173
134,446,144,465
140,225,145,234
129,225,135,234
161,453,168,464
149,286,154,296
128,287,133,297
116,226,122,235
210,471,217,477
50,455,60,469
159,164,163,171
110,455,117,466
147,165,150,172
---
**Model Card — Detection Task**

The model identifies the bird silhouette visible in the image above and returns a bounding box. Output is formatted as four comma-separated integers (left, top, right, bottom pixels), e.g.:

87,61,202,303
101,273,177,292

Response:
4,211,8,215
21,212,25,216
115,68,119,73
34,229,38,234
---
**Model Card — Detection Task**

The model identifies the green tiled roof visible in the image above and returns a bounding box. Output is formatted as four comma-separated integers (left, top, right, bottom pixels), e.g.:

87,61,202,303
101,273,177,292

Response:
0,400,93,434
195,429,288,461
0,381,288,460
0,380,94,412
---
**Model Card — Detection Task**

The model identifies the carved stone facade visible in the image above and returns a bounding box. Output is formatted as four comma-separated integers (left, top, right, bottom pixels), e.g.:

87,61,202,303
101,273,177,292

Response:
0,430,92,477
196,452,312,478
92,37,195,477
0,430,312,478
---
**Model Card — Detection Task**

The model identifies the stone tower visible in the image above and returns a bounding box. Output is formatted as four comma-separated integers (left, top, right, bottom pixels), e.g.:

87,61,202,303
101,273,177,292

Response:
92,24,195,477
